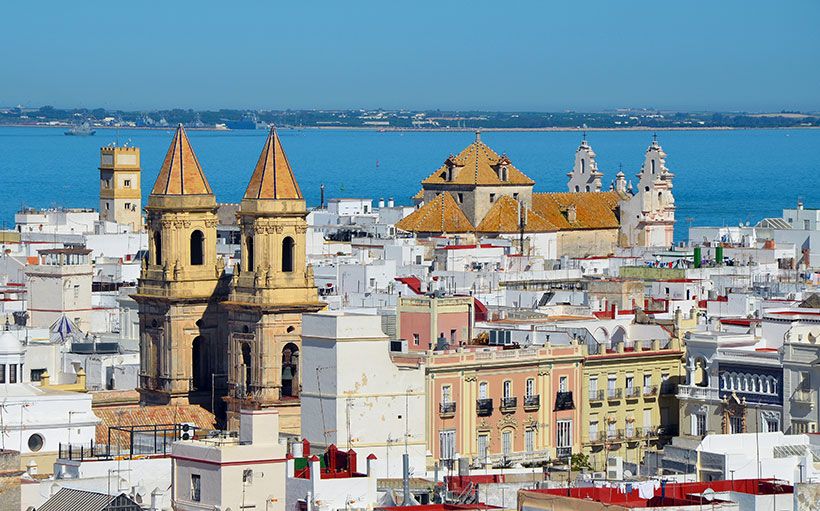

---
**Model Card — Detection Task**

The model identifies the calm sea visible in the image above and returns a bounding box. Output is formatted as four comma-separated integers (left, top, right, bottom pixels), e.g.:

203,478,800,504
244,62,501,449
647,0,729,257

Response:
0,126,818,241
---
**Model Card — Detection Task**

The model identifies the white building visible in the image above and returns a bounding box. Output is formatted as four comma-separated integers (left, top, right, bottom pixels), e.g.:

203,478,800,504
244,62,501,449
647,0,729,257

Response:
172,409,287,511
300,311,426,478
0,328,99,465
25,247,93,332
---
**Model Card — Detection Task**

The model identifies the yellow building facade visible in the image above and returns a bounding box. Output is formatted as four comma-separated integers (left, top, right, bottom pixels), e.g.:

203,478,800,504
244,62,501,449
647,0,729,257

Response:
580,337,684,471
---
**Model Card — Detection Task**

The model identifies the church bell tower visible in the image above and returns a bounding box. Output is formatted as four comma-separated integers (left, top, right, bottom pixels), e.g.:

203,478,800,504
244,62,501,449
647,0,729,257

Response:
223,127,323,429
136,124,227,406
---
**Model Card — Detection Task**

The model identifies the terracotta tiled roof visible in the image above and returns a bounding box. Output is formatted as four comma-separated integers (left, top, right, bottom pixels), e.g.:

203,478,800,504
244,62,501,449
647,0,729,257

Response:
395,193,474,233
244,127,303,200
151,124,213,196
421,134,534,187
94,404,216,445
531,191,621,230
412,189,424,201
476,195,557,233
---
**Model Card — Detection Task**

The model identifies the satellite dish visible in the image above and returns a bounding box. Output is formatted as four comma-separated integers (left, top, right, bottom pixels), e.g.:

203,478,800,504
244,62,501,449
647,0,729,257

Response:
702,488,716,501
623,470,633,478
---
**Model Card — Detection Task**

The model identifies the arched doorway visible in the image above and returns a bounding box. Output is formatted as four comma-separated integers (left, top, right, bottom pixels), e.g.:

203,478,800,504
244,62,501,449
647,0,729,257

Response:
281,237,294,272
192,336,209,391
281,343,299,398
190,230,204,266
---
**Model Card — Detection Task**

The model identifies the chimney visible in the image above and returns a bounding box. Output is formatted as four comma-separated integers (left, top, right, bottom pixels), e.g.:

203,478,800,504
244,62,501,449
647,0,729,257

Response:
388,197,395,208
378,198,385,209
239,409,280,445
366,453,377,477
150,488,162,511
309,455,321,485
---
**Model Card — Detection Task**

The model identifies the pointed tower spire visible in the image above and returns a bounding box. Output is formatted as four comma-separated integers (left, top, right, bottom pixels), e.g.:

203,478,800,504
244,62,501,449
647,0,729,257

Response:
151,124,213,196
244,126,303,200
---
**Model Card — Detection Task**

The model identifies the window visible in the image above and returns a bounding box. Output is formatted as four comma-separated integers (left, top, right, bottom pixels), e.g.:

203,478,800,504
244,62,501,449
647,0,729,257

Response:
489,193,496,203
30,369,46,382
607,421,616,439
503,380,512,399
413,333,420,346
440,430,456,461
190,474,201,502
643,373,652,388
661,372,671,393
589,377,598,393
625,375,634,390
153,231,162,265
9,364,16,384
245,236,254,271
479,381,488,399
0,364,5,383
559,376,568,393
607,375,616,391
804,220,810,230
124,179,131,188
74,285,80,300
27,434,44,452
282,236,294,272
243,468,253,485
651,159,656,174
442,385,452,404
457,193,463,204
589,420,598,442
693,413,707,436
764,415,780,433
557,420,572,448
513,193,519,200
477,434,489,462
450,329,457,343
625,420,635,438
581,158,586,173
525,428,535,453
502,430,512,456
730,416,744,434
525,378,535,398
190,230,204,266
105,203,110,210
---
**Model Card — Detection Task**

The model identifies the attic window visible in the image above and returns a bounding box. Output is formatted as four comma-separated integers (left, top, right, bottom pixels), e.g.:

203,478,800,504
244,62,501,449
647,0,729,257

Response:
499,166,508,181
457,193,464,204
489,193,496,203
445,167,454,182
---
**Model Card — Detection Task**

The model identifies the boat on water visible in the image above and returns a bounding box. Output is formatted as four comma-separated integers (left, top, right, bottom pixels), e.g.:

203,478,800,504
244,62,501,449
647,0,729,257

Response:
64,122,96,136
225,112,268,130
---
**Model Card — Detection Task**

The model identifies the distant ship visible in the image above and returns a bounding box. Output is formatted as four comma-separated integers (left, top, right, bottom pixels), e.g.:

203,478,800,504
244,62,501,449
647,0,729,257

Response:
226,113,268,130
64,122,96,136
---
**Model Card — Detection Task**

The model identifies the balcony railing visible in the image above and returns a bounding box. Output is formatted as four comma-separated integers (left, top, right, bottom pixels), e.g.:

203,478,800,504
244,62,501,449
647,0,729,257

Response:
500,397,518,412
624,386,641,399
589,389,605,402
554,391,575,411
556,447,572,459
476,398,493,416
637,427,659,438
523,395,540,411
643,385,658,397
606,388,622,400
439,401,456,417
586,431,606,444
677,384,720,401
605,430,623,442
791,389,816,406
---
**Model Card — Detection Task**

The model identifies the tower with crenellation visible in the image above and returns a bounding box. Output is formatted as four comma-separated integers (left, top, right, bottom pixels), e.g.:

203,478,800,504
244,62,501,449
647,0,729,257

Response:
99,145,143,231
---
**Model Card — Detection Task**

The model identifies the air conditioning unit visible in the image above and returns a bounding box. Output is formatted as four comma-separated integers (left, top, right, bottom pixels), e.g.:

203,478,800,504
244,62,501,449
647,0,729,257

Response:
179,423,196,440
607,457,623,480
592,471,606,480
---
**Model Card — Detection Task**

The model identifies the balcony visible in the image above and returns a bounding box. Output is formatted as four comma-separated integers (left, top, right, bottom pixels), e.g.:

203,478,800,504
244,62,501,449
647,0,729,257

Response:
476,398,493,417
791,390,816,408
624,386,641,399
523,395,540,411
589,389,605,402
556,447,572,459
677,384,721,402
642,385,658,398
586,431,606,444
637,427,659,439
439,401,456,418
605,429,623,442
554,391,575,411
500,397,518,412
606,388,623,401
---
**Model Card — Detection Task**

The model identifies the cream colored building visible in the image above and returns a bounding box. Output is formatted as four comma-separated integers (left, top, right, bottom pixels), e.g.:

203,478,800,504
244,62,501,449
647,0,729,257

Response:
99,145,143,231
172,409,286,511
25,248,93,331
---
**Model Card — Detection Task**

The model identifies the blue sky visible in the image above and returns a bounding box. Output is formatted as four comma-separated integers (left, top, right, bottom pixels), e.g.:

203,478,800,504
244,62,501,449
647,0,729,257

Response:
1,1,818,111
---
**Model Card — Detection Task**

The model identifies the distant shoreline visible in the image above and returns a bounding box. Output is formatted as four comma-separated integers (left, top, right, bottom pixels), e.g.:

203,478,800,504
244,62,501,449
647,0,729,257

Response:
2,123,819,133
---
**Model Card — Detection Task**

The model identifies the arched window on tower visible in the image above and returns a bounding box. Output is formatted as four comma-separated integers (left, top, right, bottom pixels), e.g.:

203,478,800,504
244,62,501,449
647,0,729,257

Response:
581,158,586,174
241,343,252,393
245,236,254,271
153,231,162,265
190,230,204,266
282,236,294,273
651,159,656,174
